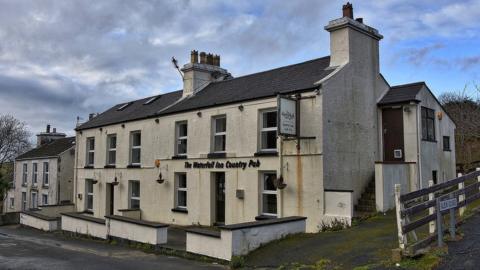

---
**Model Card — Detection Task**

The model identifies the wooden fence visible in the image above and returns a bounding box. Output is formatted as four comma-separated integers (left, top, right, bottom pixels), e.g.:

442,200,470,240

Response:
394,168,480,254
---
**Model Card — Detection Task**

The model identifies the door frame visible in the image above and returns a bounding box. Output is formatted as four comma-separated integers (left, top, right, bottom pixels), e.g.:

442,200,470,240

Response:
382,107,405,162
211,172,226,225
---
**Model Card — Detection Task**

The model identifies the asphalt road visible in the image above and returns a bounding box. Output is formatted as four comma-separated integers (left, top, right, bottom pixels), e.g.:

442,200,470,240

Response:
0,225,226,270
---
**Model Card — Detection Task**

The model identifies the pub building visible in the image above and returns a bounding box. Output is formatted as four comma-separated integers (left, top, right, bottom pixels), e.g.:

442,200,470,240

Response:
73,3,456,232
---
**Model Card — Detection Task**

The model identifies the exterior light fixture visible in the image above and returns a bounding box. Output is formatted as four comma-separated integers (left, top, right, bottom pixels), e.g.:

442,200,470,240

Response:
155,118,159,124
238,105,244,111
156,172,166,184
274,175,287,189
197,111,202,117
112,177,119,186
92,180,99,185
121,124,125,128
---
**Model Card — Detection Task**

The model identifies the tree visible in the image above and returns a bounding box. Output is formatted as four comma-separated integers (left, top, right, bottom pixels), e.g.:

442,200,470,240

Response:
439,84,480,172
0,115,31,212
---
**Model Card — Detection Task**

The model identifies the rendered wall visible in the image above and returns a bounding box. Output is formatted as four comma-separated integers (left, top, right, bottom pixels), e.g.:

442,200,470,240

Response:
106,218,167,245
61,215,107,239
20,213,58,231
375,163,417,212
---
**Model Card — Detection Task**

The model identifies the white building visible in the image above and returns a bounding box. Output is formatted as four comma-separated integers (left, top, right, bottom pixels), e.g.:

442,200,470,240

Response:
72,4,455,232
6,126,75,212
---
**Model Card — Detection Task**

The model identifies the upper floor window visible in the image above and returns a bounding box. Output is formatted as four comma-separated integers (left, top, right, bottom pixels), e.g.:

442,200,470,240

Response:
129,180,140,209
9,197,14,209
212,116,226,152
175,121,188,156
106,134,117,166
22,163,28,185
421,107,435,141
85,179,94,211
130,131,141,165
32,163,38,185
86,137,95,166
261,172,277,216
43,162,49,186
260,110,278,151
175,173,187,209
443,136,451,151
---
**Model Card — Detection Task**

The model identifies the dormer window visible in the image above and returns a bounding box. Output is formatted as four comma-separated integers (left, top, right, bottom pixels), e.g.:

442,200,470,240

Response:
117,102,132,111
143,96,159,105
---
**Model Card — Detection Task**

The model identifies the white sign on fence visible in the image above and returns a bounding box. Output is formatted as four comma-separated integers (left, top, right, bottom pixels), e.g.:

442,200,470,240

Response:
278,96,297,136
439,198,457,211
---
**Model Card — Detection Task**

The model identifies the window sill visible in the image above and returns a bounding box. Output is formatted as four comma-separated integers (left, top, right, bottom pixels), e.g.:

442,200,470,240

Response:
172,155,187,160
254,150,279,157
42,185,49,189
84,165,94,169
83,210,94,215
104,165,116,168
207,152,226,159
443,149,451,152
126,164,141,169
255,215,277,221
171,207,188,214
421,139,437,143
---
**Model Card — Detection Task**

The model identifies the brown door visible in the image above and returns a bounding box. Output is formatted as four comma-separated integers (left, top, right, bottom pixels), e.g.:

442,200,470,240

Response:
382,108,405,161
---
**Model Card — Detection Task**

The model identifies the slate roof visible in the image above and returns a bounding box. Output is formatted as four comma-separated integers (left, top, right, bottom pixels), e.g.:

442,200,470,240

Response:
378,82,425,105
16,137,75,160
76,56,333,130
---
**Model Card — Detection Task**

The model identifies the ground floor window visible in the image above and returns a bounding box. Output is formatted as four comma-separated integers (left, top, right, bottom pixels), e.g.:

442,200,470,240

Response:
31,192,38,209
9,197,14,209
175,173,187,209
129,180,140,209
21,192,26,211
85,179,94,211
42,194,48,205
261,172,277,216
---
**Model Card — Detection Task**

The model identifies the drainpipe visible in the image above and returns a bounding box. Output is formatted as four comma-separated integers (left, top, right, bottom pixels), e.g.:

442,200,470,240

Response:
279,136,284,218
416,105,423,189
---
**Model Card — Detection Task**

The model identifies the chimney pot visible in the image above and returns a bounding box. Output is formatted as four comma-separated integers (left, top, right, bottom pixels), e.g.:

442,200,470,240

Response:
190,50,198,64
355,18,363,24
46,124,51,133
342,2,353,19
199,52,206,64
206,53,213,65
53,128,57,133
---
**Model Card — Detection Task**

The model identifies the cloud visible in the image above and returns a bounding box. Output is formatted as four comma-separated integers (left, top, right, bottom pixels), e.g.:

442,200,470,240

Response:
405,43,445,66
457,56,480,70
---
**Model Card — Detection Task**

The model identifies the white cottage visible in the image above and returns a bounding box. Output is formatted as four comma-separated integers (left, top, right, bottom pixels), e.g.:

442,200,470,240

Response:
71,3,455,233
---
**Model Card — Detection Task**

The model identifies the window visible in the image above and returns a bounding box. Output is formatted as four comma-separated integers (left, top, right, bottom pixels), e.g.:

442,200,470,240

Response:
117,102,132,111
175,121,188,156
421,107,435,141
260,110,278,151
443,136,451,151
261,172,277,216
143,96,159,105
175,173,187,209
129,181,140,209
85,179,94,211
432,170,438,185
21,192,27,211
31,192,38,209
86,137,95,166
212,116,226,152
22,163,28,185
32,163,38,185
107,134,117,165
43,162,49,186
42,194,48,205
130,131,141,165
9,197,14,209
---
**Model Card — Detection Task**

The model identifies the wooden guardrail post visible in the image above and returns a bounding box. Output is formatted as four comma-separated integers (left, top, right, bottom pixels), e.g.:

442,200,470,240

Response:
395,184,406,250
458,173,465,216
428,180,435,234
477,168,480,192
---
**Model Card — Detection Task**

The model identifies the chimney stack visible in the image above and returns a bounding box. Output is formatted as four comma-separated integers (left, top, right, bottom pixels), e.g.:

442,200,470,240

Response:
46,124,51,133
342,2,353,19
36,125,66,147
355,18,363,24
199,52,206,64
190,50,198,64
53,128,57,133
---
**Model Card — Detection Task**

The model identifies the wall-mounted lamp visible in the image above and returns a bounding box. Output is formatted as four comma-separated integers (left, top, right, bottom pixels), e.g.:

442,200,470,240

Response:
92,180,98,185
112,176,119,186
197,111,202,117
99,127,103,132
274,175,287,190
155,118,159,124
403,106,411,113
77,194,83,200
121,124,125,128
238,105,244,111
156,172,166,184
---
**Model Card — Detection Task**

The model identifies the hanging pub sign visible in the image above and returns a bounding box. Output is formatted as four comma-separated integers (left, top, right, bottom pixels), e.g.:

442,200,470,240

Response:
278,95,297,137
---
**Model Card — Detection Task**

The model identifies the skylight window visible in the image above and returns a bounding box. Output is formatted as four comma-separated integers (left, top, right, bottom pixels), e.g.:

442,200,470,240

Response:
143,96,159,105
117,102,132,111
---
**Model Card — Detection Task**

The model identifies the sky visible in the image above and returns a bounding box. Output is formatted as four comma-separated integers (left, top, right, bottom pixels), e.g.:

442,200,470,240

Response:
0,0,479,139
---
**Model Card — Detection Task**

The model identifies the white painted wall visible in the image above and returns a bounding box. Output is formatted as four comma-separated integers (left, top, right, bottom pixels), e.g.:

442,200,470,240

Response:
187,232,231,261
323,191,353,225
375,163,417,212
61,215,107,239
20,213,58,231
106,217,167,245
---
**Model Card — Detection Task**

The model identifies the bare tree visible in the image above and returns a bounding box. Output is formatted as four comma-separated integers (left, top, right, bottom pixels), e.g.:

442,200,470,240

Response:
439,84,480,172
0,115,30,212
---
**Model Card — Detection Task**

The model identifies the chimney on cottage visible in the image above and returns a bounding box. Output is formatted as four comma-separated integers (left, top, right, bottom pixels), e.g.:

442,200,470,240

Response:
181,50,231,97
325,3,383,70
36,125,66,147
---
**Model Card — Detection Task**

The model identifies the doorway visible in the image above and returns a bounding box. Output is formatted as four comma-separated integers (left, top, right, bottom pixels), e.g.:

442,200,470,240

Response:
214,172,225,225
106,183,114,215
382,108,405,161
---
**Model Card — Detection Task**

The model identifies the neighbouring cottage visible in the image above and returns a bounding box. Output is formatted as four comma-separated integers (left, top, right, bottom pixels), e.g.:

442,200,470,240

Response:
70,3,455,234
6,125,75,213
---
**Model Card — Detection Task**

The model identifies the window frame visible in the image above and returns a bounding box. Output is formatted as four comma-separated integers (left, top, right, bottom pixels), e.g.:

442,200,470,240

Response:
21,192,27,211
43,162,49,186
175,121,188,156
260,171,278,216
31,191,38,209
32,163,38,185
421,107,436,142
212,115,227,153
130,131,141,165
443,136,451,151
259,109,278,151
129,180,140,209
9,197,14,209
22,163,28,185
42,194,48,206
175,173,187,209
85,179,94,212
106,134,117,166
86,137,95,166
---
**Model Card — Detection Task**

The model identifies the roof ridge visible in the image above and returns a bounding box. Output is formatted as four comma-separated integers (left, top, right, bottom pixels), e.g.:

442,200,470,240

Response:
391,81,425,89
114,89,183,108
211,56,331,85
